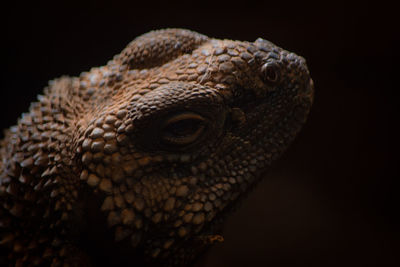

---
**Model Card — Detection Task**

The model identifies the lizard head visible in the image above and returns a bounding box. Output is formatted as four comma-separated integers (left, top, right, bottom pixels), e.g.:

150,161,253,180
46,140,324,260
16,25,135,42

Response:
75,29,313,265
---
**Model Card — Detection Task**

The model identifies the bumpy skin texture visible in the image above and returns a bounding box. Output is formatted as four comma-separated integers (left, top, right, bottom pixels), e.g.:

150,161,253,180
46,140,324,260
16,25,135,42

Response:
0,29,313,266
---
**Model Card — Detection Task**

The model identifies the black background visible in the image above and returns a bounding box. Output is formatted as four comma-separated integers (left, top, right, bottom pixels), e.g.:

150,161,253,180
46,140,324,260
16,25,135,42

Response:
1,1,399,266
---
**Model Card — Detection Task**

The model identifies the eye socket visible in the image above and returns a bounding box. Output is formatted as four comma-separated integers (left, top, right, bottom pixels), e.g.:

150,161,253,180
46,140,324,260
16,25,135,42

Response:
261,62,280,83
161,112,206,147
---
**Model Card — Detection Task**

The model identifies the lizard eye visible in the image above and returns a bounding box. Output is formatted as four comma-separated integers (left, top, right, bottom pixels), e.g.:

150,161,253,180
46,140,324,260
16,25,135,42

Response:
161,112,206,146
261,62,280,83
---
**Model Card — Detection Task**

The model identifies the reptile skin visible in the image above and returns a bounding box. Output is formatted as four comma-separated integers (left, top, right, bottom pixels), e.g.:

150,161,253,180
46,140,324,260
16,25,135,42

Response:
0,29,313,266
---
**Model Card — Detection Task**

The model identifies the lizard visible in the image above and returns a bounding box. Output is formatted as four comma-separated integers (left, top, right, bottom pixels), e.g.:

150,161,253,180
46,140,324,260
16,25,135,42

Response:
0,28,314,266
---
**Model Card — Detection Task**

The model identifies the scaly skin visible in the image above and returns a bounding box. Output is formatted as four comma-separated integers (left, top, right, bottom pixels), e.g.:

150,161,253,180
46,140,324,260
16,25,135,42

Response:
0,29,313,266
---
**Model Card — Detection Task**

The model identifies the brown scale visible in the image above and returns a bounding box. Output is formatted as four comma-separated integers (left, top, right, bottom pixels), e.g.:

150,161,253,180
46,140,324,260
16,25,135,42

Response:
0,28,313,266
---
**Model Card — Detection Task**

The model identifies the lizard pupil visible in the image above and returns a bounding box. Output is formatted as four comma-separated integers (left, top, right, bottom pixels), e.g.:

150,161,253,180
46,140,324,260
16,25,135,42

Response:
162,112,206,146
165,119,202,137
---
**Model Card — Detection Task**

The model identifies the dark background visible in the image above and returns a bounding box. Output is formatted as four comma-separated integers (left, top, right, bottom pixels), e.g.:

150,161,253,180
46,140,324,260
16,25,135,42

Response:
1,1,398,266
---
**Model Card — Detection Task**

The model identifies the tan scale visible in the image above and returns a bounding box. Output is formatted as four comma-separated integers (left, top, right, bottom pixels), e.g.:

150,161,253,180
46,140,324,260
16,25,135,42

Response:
0,28,313,266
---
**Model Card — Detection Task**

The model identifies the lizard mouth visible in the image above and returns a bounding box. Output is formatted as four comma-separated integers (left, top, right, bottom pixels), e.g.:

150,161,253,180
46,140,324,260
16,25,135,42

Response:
140,83,314,263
